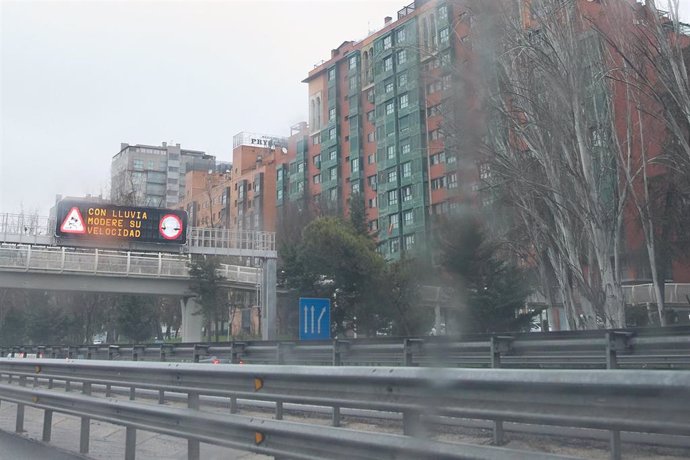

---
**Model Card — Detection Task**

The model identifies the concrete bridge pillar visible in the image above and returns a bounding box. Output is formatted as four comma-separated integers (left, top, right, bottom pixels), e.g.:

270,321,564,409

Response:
180,297,203,342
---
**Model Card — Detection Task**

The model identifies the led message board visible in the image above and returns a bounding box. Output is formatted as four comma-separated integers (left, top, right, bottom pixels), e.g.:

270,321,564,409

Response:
55,201,187,245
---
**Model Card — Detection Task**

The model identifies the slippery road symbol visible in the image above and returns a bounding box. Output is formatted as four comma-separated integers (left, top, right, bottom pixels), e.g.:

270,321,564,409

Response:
60,207,86,234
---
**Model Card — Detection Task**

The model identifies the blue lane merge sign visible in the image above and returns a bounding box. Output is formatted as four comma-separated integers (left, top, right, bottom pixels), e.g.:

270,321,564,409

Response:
299,297,331,341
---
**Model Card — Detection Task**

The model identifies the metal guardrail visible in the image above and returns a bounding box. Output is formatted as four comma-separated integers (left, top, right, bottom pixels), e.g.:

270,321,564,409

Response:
7,326,690,370
0,360,592,460
0,244,259,284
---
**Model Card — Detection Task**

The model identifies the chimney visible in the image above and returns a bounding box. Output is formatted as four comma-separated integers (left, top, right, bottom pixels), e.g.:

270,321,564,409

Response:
384,16,392,25
162,142,167,147
331,49,339,58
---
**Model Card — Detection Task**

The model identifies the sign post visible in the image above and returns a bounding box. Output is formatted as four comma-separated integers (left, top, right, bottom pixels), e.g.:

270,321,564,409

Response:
298,298,331,341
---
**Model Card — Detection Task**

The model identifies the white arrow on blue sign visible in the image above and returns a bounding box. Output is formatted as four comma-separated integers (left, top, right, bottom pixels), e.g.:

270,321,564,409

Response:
299,297,331,340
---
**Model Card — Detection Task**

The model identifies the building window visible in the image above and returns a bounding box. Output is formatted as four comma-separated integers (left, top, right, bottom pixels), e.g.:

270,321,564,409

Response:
404,234,415,250
385,78,394,93
368,154,375,164
147,160,156,169
431,176,446,189
429,129,443,140
401,161,412,178
368,174,377,188
388,213,399,229
388,189,398,206
383,35,392,50
349,76,358,90
328,68,336,80
447,173,458,189
313,154,321,168
397,50,407,65
329,167,338,181
349,55,357,69
387,169,397,183
329,150,337,161
329,187,338,201
402,185,413,202
403,209,414,226
312,133,320,145
387,145,396,160
384,56,393,72
297,162,305,173
440,27,449,46
133,159,144,170
440,50,451,66
442,74,452,90
447,154,457,164
397,27,406,42
385,101,395,115
390,238,400,253
401,143,411,155
368,219,379,231
480,163,492,180
430,151,446,165
277,189,283,200
367,89,375,102
351,157,360,173
329,107,336,121
329,128,336,140
313,174,321,184
367,110,375,122
398,72,408,87
399,93,409,109
368,132,375,143
399,115,409,134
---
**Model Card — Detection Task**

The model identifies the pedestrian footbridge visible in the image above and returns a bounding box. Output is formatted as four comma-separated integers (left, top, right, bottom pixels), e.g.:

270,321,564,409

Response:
0,213,278,340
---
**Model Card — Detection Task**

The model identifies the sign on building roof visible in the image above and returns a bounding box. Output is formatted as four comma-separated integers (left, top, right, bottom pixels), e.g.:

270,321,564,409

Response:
55,201,187,245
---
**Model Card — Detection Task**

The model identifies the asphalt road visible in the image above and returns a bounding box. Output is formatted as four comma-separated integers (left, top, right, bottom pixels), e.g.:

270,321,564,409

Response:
0,429,85,460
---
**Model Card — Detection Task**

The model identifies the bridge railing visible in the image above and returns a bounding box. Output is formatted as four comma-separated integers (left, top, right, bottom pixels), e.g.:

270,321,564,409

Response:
0,244,259,283
187,226,276,253
0,359,688,459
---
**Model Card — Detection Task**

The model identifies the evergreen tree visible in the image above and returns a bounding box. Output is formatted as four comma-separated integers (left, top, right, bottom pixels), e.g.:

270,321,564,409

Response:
439,217,539,334
188,255,226,341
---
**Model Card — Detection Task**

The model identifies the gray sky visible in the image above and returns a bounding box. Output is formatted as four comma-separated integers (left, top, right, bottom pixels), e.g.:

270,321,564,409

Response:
0,0,401,215
1,0,689,215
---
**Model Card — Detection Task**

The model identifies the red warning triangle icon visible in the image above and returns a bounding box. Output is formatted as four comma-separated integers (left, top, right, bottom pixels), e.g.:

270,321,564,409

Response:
60,207,86,234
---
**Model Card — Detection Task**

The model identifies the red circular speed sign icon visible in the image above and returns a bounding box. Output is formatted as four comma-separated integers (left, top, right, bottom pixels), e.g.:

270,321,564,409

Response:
159,214,183,240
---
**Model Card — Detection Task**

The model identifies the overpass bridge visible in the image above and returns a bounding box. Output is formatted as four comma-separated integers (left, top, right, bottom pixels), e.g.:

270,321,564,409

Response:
0,213,278,341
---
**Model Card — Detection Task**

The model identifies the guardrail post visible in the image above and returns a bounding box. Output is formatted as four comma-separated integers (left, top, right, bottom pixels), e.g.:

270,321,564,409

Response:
15,375,26,433
193,344,209,363
333,340,349,366
403,338,423,366
42,409,53,442
125,426,137,460
231,342,245,364
402,410,423,437
275,343,293,420
606,331,631,460
187,392,200,460
80,382,91,454
159,344,172,362
491,336,513,446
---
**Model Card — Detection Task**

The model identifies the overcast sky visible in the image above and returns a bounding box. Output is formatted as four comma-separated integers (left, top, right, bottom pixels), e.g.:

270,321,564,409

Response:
1,0,689,215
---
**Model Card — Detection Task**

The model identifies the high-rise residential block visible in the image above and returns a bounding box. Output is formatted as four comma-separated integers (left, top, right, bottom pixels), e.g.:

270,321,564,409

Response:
110,142,216,208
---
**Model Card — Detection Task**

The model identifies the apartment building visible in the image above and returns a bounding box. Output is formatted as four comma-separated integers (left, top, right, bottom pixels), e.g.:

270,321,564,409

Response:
299,0,472,260
110,142,216,209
